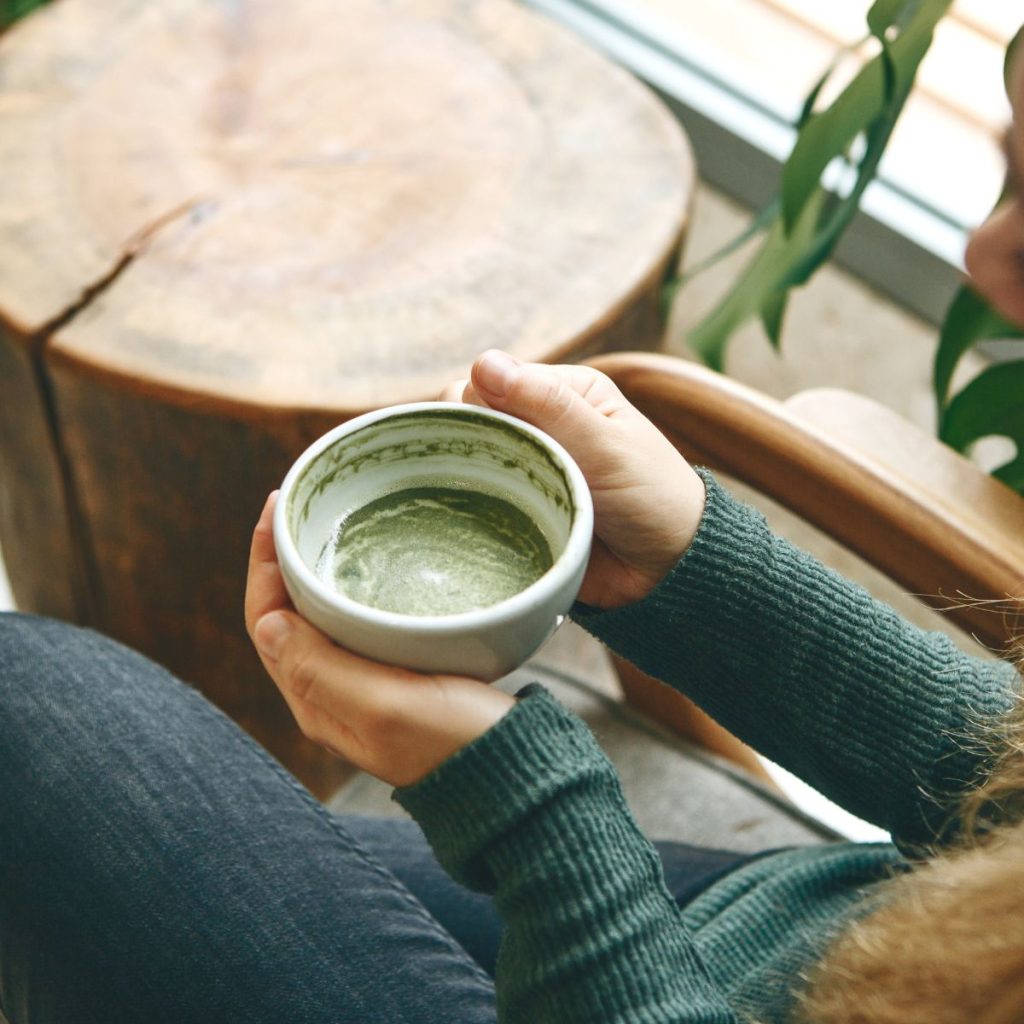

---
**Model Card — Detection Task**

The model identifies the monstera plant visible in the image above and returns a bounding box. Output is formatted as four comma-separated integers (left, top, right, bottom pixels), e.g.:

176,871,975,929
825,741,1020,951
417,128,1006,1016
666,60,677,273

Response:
0,0,43,30
671,1,1024,493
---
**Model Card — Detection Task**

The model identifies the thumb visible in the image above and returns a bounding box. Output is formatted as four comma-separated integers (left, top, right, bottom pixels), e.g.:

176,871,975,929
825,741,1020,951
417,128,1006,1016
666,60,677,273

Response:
470,350,607,458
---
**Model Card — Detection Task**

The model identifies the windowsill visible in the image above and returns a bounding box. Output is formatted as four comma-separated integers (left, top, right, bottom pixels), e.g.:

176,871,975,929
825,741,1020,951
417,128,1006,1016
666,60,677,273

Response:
524,0,1012,330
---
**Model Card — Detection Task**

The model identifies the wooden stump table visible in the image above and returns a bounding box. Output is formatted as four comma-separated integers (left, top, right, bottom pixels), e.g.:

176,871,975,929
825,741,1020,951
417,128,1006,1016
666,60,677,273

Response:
0,0,694,796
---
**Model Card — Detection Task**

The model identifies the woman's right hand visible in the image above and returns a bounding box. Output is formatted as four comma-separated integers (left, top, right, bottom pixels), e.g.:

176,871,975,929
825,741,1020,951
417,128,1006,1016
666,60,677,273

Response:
442,350,706,610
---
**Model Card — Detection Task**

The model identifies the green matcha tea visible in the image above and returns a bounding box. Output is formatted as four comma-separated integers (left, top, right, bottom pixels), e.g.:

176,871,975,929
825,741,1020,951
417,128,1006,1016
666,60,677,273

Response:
319,486,554,616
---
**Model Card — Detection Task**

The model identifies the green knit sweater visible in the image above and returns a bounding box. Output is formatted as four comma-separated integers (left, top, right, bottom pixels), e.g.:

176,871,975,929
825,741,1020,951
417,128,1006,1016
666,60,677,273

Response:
395,471,1020,1023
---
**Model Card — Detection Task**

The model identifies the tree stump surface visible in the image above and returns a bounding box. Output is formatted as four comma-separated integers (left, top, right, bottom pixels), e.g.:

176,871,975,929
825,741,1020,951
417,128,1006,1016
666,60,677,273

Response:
0,0,694,795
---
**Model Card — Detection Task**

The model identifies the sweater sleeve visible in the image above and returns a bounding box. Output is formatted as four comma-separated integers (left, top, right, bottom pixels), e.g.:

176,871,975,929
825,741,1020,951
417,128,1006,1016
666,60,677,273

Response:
573,468,1021,850
395,684,738,1024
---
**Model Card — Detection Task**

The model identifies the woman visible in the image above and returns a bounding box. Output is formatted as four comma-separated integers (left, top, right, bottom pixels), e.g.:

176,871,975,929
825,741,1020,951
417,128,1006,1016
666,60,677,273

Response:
2,40,1023,1024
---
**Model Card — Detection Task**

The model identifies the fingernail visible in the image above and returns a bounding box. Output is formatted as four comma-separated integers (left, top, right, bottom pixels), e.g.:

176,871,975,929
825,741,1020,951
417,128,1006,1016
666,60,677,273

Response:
255,612,292,660
475,350,519,397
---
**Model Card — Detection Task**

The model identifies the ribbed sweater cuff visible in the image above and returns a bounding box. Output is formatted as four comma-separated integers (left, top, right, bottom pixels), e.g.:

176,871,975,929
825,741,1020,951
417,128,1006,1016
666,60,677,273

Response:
571,467,1019,846
394,683,616,891
395,684,736,1022
570,466,763,679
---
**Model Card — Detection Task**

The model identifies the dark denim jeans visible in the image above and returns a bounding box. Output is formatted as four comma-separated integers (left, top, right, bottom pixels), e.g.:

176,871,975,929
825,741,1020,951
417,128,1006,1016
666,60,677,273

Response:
0,614,756,1023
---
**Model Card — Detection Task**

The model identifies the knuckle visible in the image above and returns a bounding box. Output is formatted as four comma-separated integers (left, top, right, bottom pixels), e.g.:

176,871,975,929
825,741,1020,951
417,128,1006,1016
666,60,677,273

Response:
582,366,620,401
530,375,572,423
285,648,319,703
440,378,469,401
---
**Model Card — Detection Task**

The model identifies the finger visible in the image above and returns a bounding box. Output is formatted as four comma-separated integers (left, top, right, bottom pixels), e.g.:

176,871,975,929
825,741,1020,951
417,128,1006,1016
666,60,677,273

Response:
254,611,514,785
273,678,346,758
438,378,469,402
459,381,489,408
253,608,418,723
252,609,366,758
254,611,430,770
244,491,288,638
273,672,360,763
470,350,620,469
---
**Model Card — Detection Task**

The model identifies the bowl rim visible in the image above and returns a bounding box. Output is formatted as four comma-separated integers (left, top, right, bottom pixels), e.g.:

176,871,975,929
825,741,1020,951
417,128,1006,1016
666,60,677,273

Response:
272,401,594,635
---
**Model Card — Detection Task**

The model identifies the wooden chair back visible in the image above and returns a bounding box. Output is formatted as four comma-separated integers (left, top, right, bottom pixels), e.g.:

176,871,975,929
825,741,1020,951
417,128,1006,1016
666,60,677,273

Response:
588,352,1024,656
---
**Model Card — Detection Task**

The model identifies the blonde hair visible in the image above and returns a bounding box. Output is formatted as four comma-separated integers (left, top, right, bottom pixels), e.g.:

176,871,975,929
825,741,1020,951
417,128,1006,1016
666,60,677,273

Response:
796,649,1024,1024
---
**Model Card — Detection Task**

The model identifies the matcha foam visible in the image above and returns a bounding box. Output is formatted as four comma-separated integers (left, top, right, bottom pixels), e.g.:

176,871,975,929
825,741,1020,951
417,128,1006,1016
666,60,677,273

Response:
318,485,554,616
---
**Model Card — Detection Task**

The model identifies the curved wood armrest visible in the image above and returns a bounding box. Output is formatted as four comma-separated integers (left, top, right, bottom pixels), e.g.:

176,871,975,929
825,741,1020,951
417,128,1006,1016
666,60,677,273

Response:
587,352,1024,654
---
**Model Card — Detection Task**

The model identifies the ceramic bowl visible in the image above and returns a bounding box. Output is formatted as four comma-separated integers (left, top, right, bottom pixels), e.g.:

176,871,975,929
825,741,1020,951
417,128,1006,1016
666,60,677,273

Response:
273,402,593,679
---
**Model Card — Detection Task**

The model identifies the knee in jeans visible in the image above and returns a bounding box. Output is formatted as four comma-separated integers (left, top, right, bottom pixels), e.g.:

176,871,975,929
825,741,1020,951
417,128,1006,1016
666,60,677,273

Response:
0,611,198,745
0,612,129,718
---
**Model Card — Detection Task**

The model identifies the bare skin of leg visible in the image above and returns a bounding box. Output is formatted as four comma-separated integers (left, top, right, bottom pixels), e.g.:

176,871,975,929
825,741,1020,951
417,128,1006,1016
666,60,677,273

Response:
612,656,782,792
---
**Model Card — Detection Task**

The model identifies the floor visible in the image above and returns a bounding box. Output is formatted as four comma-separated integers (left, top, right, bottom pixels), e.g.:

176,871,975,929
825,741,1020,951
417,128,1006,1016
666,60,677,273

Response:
0,559,10,612
0,181,989,842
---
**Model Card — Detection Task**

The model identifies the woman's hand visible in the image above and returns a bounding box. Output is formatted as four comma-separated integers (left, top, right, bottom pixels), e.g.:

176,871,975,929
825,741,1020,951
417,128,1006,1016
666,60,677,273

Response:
442,351,705,609
244,493,515,787
245,351,701,782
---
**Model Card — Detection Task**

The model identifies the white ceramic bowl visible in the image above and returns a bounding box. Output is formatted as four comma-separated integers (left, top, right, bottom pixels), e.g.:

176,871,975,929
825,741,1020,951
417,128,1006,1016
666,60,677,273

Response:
273,402,593,679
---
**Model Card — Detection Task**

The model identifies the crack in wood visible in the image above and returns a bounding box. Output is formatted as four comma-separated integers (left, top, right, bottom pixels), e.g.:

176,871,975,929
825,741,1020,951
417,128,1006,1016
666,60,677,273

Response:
24,197,204,624
28,198,204,351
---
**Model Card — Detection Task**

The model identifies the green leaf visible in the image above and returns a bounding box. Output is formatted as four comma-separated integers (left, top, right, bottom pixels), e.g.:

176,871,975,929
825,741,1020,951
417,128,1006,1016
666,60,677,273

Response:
933,286,1024,411
939,360,1024,492
670,200,779,294
796,40,866,130
1,0,47,28
781,65,883,233
866,0,913,38
940,359,1024,448
760,289,789,348
866,0,904,107
1005,25,1023,92
687,190,826,370
780,0,951,233
776,112,894,289
683,0,960,385
687,220,789,371
994,453,1024,494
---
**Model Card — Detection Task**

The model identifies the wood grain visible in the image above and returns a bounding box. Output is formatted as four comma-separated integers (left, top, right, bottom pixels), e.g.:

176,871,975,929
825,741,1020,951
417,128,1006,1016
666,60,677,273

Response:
45,352,355,796
0,0,693,795
1,0,692,412
0,325,87,621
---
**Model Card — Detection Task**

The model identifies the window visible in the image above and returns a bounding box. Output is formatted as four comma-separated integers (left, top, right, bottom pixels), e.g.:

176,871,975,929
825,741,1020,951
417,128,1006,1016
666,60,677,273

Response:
526,0,1019,323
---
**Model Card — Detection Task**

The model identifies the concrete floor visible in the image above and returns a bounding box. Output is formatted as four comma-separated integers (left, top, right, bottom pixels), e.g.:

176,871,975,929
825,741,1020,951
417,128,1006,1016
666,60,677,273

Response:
0,182,987,840
0,558,10,611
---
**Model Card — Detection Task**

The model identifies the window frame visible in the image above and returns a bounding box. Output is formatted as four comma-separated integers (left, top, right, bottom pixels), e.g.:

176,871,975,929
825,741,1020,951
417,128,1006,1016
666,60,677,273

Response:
525,0,978,327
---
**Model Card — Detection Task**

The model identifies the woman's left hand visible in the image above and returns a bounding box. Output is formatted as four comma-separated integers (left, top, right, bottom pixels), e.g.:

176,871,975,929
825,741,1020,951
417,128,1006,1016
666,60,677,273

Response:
244,492,516,788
